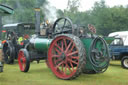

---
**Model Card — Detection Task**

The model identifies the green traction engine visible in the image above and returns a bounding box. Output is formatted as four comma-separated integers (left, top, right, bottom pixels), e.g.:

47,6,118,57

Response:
18,15,111,79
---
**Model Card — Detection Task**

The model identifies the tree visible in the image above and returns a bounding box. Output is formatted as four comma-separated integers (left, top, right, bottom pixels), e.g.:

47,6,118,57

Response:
0,0,47,24
89,0,128,36
64,0,82,24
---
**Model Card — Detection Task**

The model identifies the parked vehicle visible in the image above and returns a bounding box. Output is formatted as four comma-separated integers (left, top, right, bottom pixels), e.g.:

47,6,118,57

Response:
0,4,14,72
109,31,128,69
2,23,35,64
2,8,111,80
17,15,110,79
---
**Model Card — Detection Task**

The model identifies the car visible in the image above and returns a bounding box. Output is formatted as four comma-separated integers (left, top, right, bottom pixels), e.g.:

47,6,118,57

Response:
109,31,128,69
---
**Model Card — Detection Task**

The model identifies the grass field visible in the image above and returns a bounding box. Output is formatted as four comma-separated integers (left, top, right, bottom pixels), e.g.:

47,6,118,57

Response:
0,60,128,85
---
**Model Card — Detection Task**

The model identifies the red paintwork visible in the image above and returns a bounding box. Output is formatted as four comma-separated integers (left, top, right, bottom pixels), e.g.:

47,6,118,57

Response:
48,36,79,79
2,30,6,33
18,50,26,71
2,40,6,44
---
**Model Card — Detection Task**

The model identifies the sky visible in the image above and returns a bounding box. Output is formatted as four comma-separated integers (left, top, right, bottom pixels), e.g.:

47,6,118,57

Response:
47,0,128,11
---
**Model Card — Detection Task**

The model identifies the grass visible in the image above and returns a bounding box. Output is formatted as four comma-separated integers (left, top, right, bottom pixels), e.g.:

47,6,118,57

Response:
0,60,128,85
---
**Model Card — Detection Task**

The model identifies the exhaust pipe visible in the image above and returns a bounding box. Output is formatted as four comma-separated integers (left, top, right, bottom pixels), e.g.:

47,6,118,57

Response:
35,8,40,35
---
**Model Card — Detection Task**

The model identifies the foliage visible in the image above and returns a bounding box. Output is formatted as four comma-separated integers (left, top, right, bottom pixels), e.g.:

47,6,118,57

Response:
63,0,128,36
0,0,47,23
0,0,128,36
90,0,128,35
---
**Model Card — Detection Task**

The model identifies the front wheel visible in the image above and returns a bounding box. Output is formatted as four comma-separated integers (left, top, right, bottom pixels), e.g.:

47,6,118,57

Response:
121,56,128,69
18,49,30,72
3,41,15,64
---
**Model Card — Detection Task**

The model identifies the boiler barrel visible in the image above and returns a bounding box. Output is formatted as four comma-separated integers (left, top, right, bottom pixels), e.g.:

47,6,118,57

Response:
34,38,52,52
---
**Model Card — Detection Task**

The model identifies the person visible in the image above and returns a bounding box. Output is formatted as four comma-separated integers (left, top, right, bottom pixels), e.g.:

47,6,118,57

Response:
17,34,29,46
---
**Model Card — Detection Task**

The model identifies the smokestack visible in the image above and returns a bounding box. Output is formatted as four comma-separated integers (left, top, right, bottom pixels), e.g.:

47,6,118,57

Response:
35,8,40,35
0,16,2,38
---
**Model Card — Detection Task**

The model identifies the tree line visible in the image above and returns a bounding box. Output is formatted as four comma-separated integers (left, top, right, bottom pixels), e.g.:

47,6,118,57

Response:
0,0,128,36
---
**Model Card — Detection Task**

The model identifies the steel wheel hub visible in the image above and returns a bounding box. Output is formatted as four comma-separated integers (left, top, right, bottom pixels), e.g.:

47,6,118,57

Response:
18,51,26,71
124,59,128,67
60,52,66,60
20,59,23,63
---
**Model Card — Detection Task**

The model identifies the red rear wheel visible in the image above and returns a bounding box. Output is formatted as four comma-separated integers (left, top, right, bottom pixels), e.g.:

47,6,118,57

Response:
45,59,50,68
48,34,86,80
18,49,30,72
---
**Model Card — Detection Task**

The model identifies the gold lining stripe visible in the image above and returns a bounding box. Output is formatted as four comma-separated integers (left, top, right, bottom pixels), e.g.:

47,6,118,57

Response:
34,8,40,11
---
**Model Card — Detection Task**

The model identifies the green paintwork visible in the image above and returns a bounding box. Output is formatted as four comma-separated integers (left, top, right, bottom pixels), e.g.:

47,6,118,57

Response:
81,38,108,71
34,38,52,52
0,40,2,49
104,37,115,44
81,38,93,70
0,4,14,16
34,36,109,71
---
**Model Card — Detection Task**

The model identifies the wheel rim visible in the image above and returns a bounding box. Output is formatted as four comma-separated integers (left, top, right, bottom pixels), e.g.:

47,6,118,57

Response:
6,47,11,59
53,17,73,35
48,36,79,79
89,37,110,73
45,60,50,68
5,47,10,61
3,43,12,63
18,51,26,71
123,59,128,68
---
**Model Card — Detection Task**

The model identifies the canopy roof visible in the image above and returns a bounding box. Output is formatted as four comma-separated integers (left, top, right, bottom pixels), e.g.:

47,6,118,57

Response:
0,4,13,16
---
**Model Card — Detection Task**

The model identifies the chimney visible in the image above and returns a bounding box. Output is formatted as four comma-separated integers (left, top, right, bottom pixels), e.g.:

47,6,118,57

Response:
35,8,40,35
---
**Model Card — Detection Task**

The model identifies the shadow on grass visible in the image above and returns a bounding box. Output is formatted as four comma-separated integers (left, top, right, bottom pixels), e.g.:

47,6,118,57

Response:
110,63,121,68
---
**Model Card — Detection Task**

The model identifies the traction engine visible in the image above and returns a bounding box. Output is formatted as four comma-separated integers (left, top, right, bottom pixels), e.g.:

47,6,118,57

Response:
18,15,111,80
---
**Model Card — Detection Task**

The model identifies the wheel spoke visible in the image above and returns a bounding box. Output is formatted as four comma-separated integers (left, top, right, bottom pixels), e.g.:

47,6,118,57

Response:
67,64,72,73
68,43,75,53
61,63,64,72
54,58,62,65
61,40,64,51
65,41,72,53
67,51,78,57
71,56,79,60
68,58,78,65
52,55,60,58
64,19,66,26
62,19,67,30
55,43,63,52
23,63,26,69
64,39,67,48
22,58,26,63
70,61,74,71
55,61,64,69
64,64,67,74
54,47,61,54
